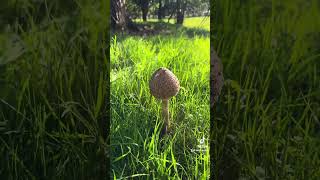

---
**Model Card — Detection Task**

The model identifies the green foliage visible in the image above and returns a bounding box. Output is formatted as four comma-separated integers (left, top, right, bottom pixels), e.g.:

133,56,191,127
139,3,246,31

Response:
213,0,320,179
110,17,210,179
0,0,109,179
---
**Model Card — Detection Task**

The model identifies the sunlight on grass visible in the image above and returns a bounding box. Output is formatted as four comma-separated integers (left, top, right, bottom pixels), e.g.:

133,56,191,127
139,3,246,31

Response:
111,17,210,179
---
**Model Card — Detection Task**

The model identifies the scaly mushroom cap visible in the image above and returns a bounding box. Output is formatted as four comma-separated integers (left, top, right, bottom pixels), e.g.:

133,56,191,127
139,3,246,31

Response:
211,47,224,107
149,67,180,100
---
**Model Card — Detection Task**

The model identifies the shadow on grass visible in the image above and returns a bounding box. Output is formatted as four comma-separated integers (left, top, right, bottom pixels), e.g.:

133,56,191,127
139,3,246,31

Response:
111,21,209,39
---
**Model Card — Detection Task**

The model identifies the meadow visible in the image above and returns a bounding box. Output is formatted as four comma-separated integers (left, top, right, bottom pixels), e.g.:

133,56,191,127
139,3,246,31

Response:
110,17,210,179
213,0,320,179
1,0,319,179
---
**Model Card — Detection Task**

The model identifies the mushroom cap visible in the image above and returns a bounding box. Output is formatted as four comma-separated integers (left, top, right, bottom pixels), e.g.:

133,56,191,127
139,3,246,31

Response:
149,67,180,100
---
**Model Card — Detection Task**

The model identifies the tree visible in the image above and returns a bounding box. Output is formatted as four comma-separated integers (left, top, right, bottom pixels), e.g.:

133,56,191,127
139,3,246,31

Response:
132,0,150,22
141,0,150,21
158,0,162,20
111,0,127,30
158,0,163,20
176,0,186,24
111,0,138,31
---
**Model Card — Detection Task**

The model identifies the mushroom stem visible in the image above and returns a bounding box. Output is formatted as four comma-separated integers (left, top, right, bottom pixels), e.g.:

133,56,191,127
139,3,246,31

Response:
162,99,170,133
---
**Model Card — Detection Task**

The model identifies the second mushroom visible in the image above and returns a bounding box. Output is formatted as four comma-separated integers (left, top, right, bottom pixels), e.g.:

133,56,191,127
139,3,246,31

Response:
149,67,180,135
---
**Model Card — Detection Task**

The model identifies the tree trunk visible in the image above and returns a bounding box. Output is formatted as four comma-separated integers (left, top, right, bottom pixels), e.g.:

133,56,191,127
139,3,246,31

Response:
141,0,149,22
176,0,185,24
111,0,127,30
142,7,148,21
111,0,138,31
158,0,162,20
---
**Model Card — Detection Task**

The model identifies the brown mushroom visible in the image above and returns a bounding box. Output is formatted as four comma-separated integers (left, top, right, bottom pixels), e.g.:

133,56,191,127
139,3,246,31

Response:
149,67,180,134
211,47,224,107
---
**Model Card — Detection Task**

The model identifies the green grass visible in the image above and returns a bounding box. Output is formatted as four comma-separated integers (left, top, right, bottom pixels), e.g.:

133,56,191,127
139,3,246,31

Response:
0,1,109,179
2,0,319,179
110,17,210,179
213,0,320,179
183,17,210,31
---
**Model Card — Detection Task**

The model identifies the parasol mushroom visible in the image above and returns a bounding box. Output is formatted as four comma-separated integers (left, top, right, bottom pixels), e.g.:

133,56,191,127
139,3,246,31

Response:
149,67,180,135
211,47,224,107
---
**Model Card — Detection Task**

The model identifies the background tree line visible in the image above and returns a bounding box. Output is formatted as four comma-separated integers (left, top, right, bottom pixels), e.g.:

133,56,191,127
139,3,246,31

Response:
112,0,209,30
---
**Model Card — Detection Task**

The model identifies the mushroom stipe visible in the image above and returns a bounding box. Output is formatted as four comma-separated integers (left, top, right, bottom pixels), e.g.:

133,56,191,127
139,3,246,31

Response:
149,67,180,135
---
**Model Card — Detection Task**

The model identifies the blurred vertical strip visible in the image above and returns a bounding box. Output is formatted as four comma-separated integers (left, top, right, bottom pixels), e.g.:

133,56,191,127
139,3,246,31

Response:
100,1,110,179
210,0,225,179
0,0,110,179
